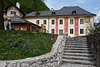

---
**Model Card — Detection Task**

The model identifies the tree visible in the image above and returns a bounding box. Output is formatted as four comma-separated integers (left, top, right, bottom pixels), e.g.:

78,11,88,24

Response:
96,11,100,23
0,0,4,29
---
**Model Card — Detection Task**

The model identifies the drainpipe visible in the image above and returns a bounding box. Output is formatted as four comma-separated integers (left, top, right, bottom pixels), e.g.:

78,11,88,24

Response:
48,16,50,33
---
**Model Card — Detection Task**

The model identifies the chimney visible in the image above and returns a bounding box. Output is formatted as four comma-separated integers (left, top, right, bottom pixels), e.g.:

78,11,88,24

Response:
51,8,54,11
16,2,20,8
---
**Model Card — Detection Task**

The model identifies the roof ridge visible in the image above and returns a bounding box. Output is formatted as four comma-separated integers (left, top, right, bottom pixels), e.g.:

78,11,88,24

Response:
25,6,96,17
63,6,79,8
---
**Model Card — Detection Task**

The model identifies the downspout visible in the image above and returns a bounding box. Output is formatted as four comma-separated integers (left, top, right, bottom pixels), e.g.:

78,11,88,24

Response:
48,16,50,33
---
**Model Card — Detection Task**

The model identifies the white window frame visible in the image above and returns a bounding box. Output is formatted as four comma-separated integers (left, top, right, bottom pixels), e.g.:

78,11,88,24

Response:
80,18,84,24
70,18,74,24
59,19,63,25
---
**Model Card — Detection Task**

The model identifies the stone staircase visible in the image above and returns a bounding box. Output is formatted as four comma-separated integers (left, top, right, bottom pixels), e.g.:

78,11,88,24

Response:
61,37,96,67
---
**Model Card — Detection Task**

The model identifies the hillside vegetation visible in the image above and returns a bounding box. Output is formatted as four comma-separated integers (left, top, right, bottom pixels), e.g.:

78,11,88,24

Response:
4,0,49,13
0,31,57,60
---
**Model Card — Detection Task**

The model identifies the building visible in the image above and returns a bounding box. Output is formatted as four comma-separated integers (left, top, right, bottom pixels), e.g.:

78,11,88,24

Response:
4,4,24,19
4,5,42,32
4,5,96,37
25,6,96,37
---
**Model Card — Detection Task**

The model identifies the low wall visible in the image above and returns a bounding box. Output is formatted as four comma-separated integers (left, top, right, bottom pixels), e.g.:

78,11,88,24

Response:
87,32,100,67
0,35,67,67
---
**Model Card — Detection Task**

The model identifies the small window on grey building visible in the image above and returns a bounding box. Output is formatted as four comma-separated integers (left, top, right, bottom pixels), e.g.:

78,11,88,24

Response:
51,29,55,33
80,29,84,34
80,19,84,24
70,29,74,34
36,20,40,24
59,19,63,24
11,11,16,15
43,20,47,25
70,19,74,24
52,20,55,24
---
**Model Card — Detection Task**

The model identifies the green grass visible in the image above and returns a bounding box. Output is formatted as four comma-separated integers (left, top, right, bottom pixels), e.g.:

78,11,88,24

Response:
0,30,57,60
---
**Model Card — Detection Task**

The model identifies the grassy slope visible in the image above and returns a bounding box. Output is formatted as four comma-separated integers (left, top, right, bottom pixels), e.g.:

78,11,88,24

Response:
0,30,57,60
4,0,49,13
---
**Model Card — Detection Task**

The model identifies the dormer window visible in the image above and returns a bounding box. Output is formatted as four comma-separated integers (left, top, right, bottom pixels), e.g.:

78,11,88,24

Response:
36,12,40,16
11,11,16,15
72,10,76,15
52,11,56,15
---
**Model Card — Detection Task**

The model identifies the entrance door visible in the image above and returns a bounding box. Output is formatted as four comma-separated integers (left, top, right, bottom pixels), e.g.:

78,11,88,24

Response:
59,29,63,35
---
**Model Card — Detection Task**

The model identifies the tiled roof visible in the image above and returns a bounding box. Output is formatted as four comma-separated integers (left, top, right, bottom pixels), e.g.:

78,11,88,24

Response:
9,15,32,24
25,6,96,18
9,15,41,27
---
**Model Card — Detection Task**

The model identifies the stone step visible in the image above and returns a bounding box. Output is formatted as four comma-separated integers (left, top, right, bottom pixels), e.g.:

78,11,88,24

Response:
63,53,95,57
67,40,87,42
65,44,88,46
65,43,87,45
64,48,95,52
62,59,95,65
68,37,87,39
65,45,88,47
65,46,88,48
68,39,87,41
62,55,95,60
66,40,87,43
64,50,95,53
60,63,96,67
67,39,87,41
63,53,95,56
64,47,90,50
64,50,89,52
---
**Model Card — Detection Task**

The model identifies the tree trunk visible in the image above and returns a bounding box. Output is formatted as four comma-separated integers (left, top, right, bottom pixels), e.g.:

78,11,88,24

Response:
0,0,4,29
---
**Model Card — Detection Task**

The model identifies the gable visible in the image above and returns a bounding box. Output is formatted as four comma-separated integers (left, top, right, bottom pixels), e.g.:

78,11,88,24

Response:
4,6,24,19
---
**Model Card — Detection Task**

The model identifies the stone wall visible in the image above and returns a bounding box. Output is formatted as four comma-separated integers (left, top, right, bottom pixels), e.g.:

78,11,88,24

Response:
0,35,67,67
87,32,100,67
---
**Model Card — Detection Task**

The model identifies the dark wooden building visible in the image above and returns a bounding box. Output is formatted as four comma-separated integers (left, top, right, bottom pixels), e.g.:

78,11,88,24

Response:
7,15,42,32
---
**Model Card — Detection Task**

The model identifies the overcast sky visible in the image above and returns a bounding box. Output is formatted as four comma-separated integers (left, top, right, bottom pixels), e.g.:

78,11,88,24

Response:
44,0,100,22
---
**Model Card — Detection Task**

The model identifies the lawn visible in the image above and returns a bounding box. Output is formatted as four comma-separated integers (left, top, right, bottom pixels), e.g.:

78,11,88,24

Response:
0,30,57,60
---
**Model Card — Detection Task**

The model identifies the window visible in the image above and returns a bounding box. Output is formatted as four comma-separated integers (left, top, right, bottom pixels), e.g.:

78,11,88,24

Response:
70,19,74,24
36,20,40,24
70,29,73,34
43,20,47,25
36,12,40,16
51,29,55,33
59,30,63,35
80,19,84,24
21,27,23,30
80,29,84,34
52,20,55,24
11,11,16,15
72,10,77,15
59,19,63,24
52,11,56,15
